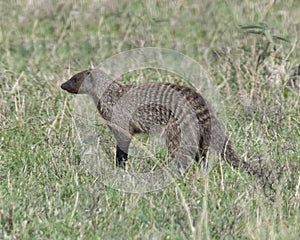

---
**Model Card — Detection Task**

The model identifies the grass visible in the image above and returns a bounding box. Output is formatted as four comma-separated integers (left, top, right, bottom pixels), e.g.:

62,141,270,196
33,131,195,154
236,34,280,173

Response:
1,0,299,239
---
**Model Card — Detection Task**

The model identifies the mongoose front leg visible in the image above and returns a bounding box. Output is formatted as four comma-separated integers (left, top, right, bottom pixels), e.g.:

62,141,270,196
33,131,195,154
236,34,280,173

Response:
113,130,132,169
116,144,129,168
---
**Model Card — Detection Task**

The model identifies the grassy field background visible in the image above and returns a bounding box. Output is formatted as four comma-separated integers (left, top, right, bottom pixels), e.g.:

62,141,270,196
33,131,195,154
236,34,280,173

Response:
1,0,299,239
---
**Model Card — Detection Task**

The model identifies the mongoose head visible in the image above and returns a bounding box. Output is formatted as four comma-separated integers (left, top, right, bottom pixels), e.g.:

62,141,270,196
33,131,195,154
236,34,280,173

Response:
61,70,93,94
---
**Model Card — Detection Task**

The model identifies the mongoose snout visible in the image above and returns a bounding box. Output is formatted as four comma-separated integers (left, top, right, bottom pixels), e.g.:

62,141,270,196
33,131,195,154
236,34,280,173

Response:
61,70,92,94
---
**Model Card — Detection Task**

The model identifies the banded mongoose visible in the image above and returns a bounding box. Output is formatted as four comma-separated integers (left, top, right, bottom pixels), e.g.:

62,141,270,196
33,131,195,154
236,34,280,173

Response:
61,69,254,174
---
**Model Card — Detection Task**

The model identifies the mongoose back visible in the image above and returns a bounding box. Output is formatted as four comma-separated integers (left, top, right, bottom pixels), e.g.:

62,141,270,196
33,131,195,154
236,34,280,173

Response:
61,69,253,173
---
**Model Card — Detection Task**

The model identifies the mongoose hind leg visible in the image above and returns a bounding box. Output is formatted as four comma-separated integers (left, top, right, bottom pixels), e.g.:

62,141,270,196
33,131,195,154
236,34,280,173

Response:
195,134,211,169
165,121,180,155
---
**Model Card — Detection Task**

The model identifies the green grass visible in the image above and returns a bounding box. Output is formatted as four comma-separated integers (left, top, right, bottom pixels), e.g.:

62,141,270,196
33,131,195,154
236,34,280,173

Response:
1,0,299,239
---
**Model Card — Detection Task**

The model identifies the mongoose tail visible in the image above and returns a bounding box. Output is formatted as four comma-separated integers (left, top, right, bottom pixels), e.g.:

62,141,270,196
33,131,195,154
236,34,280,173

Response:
210,115,257,174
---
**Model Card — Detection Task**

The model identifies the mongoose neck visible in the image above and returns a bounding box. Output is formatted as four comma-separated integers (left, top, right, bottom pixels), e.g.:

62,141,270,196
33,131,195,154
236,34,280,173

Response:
92,81,131,121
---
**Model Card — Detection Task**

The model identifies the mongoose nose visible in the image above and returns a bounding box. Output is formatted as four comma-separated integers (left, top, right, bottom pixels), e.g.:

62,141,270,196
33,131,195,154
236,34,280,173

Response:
61,81,77,93
61,82,68,91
